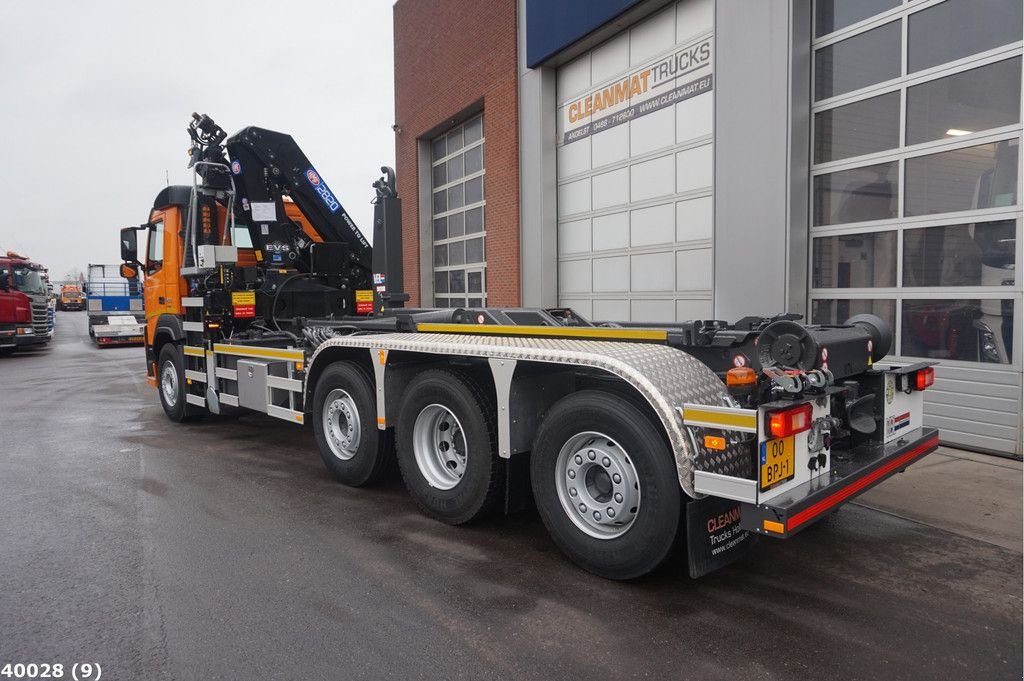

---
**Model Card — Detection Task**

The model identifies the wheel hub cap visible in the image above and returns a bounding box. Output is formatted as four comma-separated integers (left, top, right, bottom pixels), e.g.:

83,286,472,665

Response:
555,432,640,539
161,361,178,407
412,404,467,490
323,389,361,460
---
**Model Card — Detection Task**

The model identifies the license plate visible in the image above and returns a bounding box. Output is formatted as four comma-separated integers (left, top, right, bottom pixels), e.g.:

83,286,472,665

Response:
760,436,795,490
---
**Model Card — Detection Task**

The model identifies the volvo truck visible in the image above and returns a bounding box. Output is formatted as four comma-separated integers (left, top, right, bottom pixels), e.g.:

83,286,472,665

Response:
117,114,940,579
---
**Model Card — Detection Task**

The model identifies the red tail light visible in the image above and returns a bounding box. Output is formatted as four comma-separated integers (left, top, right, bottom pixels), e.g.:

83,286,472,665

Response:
767,403,813,439
915,367,934,391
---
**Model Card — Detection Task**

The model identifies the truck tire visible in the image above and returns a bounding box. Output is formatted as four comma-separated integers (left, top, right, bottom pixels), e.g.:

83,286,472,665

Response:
157,343,201,422
395,369,503,525
312,362,392,487
530,390,680,580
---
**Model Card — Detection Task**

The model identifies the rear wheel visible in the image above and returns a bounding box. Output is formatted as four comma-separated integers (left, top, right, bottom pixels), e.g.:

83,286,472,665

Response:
157,343,201,422
530,390,680,580
396,369,503,525
312,362,392,486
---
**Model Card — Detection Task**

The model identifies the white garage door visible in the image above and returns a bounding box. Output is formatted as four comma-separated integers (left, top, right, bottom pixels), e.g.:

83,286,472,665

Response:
555,0,715,323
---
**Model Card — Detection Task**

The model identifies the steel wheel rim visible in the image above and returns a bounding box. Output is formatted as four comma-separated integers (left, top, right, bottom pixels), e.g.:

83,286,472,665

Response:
323,388,361,461
161,361,178,407
412,404,467,490
555,431,641,539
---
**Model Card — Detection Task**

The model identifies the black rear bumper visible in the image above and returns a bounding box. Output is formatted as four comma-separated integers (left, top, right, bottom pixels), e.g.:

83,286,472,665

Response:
740,427,940,538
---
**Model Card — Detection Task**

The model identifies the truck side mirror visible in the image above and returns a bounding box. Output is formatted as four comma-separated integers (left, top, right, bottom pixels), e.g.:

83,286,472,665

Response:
120,227,138,264
119,263,139,281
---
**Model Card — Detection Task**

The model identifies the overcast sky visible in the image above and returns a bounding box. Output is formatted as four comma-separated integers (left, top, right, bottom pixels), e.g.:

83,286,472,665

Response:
0,0,395,280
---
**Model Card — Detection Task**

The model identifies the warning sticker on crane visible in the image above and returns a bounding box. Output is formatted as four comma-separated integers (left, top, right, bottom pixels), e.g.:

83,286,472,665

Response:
232,291,256,318
355,289,374,315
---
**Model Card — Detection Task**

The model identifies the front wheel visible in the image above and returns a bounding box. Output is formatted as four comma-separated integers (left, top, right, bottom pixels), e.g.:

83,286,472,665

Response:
530,390,681,580
157,343,201,422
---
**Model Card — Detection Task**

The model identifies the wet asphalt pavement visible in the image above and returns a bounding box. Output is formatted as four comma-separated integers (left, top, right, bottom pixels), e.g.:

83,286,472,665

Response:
1,312,1021,681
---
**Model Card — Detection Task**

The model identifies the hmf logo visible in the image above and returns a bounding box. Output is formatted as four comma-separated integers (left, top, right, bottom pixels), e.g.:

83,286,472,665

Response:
305,167,340,213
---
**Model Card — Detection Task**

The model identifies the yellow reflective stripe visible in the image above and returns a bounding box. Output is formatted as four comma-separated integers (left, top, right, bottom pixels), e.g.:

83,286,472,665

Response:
763,520,785,534
213,343,305,361
681,407,758,431
182,346,205,357
416,323,667,342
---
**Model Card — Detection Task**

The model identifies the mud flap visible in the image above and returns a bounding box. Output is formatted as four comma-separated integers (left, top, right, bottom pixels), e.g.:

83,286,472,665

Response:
686,495,757,578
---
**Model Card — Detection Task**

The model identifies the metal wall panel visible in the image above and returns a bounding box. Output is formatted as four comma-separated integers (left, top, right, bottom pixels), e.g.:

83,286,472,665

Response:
555,0,716,323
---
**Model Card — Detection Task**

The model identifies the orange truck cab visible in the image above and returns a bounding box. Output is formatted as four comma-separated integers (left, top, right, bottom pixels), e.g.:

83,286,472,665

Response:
131,187,319,387
58,284,85,311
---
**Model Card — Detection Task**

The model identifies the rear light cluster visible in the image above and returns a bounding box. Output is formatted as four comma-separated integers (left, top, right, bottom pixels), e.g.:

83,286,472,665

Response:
767,403,813,439
914,366,934,391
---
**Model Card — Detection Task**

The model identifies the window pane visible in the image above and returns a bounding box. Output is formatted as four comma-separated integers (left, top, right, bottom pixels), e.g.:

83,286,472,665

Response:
464,116,483,143
448,183,465,209
449,270,466,293
815,0,899,37
435,297,449,307
464,144,484,174
432,162,447,187
902,299,1014,363
447,154,464,182
431,137,446,161
468,297,483,307
466,237,485,264
448,211,465,238
147,221,164,261
905,141,1019,217
449,240,466,266
465,176,484,205
902,220,1017,287
432,189,447,213
814,21,901,101
433,244,448,267
433,217,447,241
813,161,897,226
908,0,1023,74
465,207,484,233
814,92,900,163
811,299,896,337
434,271,449,293
812,231,897,287
906,57,1022,145
447,127,464,154
468,271,483,293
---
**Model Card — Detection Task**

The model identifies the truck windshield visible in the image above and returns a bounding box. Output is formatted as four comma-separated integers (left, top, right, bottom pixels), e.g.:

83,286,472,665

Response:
13,266,46,295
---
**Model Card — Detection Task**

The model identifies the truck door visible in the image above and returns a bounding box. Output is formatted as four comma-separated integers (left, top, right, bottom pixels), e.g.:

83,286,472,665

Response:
144,214,170,342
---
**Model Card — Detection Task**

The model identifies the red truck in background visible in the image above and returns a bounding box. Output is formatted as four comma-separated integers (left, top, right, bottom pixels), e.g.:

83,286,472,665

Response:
0,251,51,355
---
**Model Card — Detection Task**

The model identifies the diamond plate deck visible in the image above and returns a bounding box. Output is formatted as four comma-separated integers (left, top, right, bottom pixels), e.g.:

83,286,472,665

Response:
310,333,747,497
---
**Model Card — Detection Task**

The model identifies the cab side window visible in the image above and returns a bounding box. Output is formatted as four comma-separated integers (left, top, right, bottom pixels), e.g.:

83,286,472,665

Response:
0,265,9,289
146,220,164,275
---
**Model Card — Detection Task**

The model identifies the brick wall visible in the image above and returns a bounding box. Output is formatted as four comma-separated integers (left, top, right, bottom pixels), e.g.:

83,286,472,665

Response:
393,0,520,307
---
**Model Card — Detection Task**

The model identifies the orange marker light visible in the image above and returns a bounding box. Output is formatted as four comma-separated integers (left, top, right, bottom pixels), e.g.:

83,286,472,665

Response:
726,366,757,386
704,435,727,451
